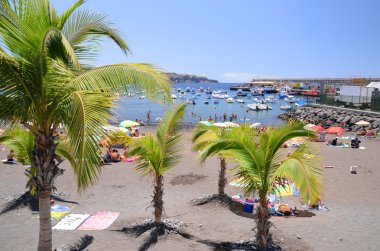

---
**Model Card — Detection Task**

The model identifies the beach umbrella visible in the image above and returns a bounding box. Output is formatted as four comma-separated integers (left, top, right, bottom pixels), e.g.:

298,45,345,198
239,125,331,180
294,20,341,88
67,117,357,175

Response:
312,125,325,132
355,120,371,126
250,123,261,128
325,126,345,134
303,123,315,130
119,120,139,128
224,122,239,127
214,122,228,128
272,184,293,197
199,121,213,126
116,127,129,133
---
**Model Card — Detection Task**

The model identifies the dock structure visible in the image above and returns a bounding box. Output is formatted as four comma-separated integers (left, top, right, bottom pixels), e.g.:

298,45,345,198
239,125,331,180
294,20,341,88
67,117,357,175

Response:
230,77,380,91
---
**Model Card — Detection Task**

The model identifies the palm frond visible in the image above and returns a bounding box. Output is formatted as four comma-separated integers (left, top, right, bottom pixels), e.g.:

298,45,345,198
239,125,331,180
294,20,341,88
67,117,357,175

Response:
0,126,34,164
63,90,114,190
67,63,171,102
129,104,185,176
273,142,323,204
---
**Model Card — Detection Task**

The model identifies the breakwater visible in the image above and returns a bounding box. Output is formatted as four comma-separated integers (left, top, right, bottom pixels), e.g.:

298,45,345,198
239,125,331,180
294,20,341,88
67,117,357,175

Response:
279,105,380,131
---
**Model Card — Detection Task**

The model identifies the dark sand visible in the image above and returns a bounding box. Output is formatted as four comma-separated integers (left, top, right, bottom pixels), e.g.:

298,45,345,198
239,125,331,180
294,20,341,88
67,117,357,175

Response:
0,129,379,251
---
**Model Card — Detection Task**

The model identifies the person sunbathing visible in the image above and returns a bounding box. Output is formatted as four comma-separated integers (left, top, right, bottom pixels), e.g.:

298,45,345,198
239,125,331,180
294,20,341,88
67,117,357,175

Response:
132,129,140,137
110,149,121,162
7,150,15,161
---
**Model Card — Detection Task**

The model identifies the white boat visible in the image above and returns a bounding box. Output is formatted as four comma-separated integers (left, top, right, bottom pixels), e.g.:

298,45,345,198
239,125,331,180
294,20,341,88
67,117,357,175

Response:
212,90,229,99
247,103,260,110
279,105,292,110
187,99,196,105
247,103,271,110
179,91,186,98
226,98,235,103
284,97,297,103
258,104,272,110
170,94,177,99
236,99,245,103
139,95,145,99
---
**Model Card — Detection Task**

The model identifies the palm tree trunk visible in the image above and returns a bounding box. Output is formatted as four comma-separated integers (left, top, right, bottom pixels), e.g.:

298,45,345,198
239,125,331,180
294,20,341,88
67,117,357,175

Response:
256,197,270,249
32,130,61,251
38,190,52,251
218,156,227,195
153,174,164,224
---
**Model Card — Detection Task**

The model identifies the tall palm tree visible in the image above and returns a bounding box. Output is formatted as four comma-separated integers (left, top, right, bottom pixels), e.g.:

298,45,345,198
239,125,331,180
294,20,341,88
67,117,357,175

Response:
198,123,323,249
128,104,186,224
0,1,171,250
192,125,230,196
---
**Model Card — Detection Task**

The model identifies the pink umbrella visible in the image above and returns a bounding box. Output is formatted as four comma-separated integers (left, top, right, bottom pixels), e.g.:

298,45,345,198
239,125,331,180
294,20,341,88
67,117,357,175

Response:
325,126,345,134
312,125,325,131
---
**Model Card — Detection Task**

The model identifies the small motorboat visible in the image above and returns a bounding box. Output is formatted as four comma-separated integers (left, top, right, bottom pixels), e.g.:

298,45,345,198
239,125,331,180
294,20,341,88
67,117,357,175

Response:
279,105,292,110
170,94,177,99
237,99,245,103
187,99,196,105
138,95,145,99
204,100,209,104
226,98,235,103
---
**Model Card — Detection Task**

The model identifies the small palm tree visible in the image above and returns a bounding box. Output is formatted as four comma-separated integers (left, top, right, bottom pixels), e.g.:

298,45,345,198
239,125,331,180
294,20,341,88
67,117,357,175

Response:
192,125,230,198
0,1,171,250
198,123,323,249
128,104,186,224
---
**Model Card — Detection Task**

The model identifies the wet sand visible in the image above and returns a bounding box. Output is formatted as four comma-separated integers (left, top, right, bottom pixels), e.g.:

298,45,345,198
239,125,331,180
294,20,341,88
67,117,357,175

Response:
0,129,379,251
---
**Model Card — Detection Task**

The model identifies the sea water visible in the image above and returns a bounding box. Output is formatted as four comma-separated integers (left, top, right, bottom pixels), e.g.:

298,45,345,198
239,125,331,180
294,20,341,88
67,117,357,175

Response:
114,83,316,126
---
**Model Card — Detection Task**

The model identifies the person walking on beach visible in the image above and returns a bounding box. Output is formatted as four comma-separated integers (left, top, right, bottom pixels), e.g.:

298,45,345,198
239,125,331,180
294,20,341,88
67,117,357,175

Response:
146,111,151,121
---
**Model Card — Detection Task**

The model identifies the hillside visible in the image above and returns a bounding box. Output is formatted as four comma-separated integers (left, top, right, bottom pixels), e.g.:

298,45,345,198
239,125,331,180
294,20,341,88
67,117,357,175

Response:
167,72,218,83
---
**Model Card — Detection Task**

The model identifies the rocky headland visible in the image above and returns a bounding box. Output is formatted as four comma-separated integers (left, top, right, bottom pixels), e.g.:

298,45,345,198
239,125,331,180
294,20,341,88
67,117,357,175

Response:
279,105,380,131
167,72,218,83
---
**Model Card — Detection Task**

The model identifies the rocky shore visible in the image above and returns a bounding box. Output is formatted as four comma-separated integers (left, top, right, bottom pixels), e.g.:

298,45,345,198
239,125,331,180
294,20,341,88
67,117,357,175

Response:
279,105,380,131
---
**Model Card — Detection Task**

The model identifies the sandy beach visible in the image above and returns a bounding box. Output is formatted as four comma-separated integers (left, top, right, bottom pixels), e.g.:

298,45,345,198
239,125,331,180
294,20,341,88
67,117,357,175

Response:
1,127,380,251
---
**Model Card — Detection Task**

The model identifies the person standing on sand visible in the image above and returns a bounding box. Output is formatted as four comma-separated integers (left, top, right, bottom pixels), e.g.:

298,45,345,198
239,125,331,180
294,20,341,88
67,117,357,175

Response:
146,111,151,121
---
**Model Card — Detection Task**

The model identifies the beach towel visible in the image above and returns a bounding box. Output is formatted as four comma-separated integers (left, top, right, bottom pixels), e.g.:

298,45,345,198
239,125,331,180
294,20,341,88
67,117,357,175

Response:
53,214,90,231
124,156,140,163
51,205,71,220
78,211,119,230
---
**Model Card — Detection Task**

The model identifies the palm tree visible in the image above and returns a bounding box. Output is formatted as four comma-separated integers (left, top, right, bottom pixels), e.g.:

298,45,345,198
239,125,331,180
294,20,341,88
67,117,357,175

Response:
128,104,185,224
192,125,230,198
0,127,78,214
0,1,171,250
198,123,323,249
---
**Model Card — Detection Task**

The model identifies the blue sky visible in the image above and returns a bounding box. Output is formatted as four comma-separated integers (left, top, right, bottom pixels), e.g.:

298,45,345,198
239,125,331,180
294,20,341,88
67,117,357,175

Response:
53,0,380,83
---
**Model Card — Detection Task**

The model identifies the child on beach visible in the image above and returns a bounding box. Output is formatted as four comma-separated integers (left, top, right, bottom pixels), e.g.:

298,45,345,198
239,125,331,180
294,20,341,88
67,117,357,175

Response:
7,150,15,161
